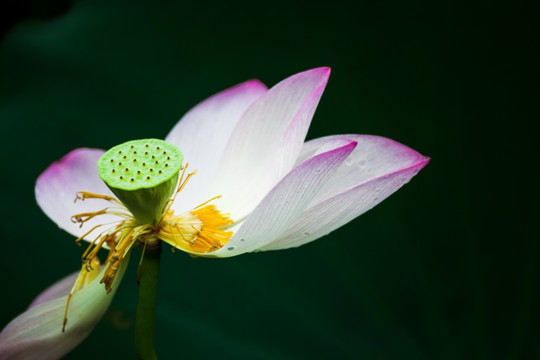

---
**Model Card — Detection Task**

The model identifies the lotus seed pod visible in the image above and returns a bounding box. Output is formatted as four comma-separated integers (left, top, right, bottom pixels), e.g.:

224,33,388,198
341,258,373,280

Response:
97,139,183,225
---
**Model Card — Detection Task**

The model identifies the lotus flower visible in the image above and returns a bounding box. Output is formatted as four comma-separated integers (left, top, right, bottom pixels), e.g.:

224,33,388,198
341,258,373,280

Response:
0,68,429,360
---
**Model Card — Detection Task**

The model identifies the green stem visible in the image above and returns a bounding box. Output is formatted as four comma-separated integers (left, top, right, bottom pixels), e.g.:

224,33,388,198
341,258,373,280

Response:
135,243,161,360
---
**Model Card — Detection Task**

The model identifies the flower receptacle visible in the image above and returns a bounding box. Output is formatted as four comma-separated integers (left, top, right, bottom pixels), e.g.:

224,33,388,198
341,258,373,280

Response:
97,139,183,225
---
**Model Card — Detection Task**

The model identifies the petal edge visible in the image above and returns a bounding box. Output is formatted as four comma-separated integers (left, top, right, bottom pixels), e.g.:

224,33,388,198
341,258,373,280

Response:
0,257,129,360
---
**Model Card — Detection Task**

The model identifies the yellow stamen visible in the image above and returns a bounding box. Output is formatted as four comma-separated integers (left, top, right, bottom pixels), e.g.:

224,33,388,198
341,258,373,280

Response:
161,163,196,216
69,195,142,294
63,256,101,332
158,204,233,254
193,194,222,209
71,209,110,227
74,224,104,245
75,191,123,207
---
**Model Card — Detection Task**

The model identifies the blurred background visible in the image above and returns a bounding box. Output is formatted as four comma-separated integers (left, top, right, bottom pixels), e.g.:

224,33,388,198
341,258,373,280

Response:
0,0,537,358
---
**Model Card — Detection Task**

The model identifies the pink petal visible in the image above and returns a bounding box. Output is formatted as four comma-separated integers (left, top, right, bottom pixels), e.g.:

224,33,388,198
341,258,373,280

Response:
261,135,429,250
0,258,129,360
210,68,331,221
35,148,122,242
28,273,79,309
165,80,268,213
209,137,357,257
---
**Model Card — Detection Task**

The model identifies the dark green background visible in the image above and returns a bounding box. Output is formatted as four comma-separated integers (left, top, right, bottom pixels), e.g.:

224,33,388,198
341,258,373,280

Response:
0,0,537,359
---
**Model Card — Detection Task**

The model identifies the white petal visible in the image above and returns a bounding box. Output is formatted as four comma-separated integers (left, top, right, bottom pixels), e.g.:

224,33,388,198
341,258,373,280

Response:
165,80,268,212
260,135,429,250
0,257,129,360
208,137,357,257
211,68,331,220
35,148,123,243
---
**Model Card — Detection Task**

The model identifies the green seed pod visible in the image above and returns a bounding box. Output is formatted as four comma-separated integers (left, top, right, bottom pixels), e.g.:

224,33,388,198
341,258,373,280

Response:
97,139,183,225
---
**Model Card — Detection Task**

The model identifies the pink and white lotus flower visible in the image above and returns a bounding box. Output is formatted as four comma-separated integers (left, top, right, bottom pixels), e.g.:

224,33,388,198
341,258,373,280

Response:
0,68,429,360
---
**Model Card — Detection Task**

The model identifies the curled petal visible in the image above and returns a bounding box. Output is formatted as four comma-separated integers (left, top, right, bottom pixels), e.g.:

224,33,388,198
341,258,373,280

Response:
211,67,331,220
166,80,268,212
209,137,357,257
261,135,429,250
0,257,129,360
35,148,123,243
